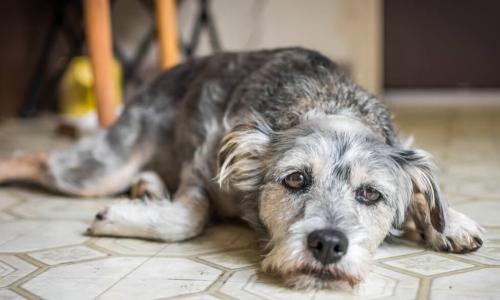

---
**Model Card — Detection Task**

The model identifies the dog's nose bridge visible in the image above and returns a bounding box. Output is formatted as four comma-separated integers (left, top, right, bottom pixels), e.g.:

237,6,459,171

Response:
315,194,347,224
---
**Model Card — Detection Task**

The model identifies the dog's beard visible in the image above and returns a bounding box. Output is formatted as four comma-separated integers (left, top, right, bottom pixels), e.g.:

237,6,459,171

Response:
279,263,363,289
261,237,373,289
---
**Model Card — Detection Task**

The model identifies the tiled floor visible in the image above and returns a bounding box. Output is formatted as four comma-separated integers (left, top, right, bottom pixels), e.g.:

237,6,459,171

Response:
0,106,500,299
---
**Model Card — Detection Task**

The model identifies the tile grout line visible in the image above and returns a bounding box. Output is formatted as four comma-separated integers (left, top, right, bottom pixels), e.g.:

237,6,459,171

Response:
7,253,49,300
93,243,170,299
416,278,431,300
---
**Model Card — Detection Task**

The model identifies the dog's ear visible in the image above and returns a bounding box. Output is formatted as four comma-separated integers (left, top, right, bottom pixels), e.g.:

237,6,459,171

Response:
217,121,272,192
392,149,449,234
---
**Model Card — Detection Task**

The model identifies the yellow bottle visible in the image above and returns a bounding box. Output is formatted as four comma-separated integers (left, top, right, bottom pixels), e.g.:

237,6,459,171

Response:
59,56,123,134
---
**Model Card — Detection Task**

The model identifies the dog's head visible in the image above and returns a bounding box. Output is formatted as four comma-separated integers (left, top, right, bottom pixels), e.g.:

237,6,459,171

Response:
218,112,445,289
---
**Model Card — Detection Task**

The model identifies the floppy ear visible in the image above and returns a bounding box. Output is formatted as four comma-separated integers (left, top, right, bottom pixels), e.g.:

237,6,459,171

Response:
217,121,272,192
393,148,484,253
393,149,448,234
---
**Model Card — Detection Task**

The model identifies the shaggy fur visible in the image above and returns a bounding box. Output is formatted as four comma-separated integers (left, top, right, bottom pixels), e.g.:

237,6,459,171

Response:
0,48,483,289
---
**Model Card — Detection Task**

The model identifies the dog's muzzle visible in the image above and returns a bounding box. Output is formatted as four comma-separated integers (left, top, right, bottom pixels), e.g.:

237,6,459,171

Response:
307,229,348,265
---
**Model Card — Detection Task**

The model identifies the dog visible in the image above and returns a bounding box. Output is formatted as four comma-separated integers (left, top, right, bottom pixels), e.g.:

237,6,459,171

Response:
0,48,484,289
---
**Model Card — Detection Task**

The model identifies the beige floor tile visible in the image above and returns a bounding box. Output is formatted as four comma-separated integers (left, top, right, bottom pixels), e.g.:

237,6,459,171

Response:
440,176,500,199
158,225,258,256
99,257,222,299
0,288,27,300
0,190,22,211
91,224,257,257
454,200,500,227
0,212,16,222
21,257,147,300
91,237,167,256
0,255,37,288
0,220,88,252
443,164,500,179
444,193,487,205
430,268,500,300
9,190,117,222
219,266,419,300
374,239,424,260
199,248,260,269
219,269,316,300
0,118,70,156
383,253,473,276
28,245,107,266
180,294,223,300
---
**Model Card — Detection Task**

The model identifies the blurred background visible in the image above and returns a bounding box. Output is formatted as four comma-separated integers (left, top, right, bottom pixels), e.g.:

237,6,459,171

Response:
0,0,499,121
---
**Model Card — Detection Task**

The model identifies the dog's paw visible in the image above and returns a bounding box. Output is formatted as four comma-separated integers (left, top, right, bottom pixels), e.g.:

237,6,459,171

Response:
130,171,169,201
86,200,165,239
86,201,138,237
86,206,114,237
430,208,484,253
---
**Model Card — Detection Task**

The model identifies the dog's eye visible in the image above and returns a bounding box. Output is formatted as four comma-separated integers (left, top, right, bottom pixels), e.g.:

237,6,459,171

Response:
283,172,309,190
355,186,381,205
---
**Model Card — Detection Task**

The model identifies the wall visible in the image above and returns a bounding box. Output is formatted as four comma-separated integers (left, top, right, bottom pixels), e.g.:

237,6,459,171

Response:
179,0,383,94
0,1,60,118
114,0,382,95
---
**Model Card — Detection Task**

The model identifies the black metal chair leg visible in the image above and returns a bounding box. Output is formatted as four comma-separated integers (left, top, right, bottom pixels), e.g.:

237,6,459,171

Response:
19,2,67,118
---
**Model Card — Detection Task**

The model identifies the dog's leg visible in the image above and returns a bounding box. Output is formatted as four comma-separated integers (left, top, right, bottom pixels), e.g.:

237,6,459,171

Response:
0,105,157,197
0,152,47,183
87,163,209,241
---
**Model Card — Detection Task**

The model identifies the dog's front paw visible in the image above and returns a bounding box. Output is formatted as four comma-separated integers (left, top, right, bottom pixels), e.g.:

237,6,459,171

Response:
86,206,114,237
86,201,137,237
86,200,164,240
430,208,484,253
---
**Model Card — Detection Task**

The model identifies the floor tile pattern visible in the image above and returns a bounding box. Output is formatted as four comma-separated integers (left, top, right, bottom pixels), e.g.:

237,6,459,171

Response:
0,106,500,299
383,253,473,276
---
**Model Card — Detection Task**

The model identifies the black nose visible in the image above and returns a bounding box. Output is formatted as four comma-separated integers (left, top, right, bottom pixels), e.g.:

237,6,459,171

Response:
307,229,348,265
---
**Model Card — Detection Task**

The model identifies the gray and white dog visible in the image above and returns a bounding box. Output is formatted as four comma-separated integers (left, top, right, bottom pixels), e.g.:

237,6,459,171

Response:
0,48,483,289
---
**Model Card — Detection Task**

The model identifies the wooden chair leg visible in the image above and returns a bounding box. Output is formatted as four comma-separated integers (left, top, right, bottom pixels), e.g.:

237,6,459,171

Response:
84,0,116,128
154,0,180,69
